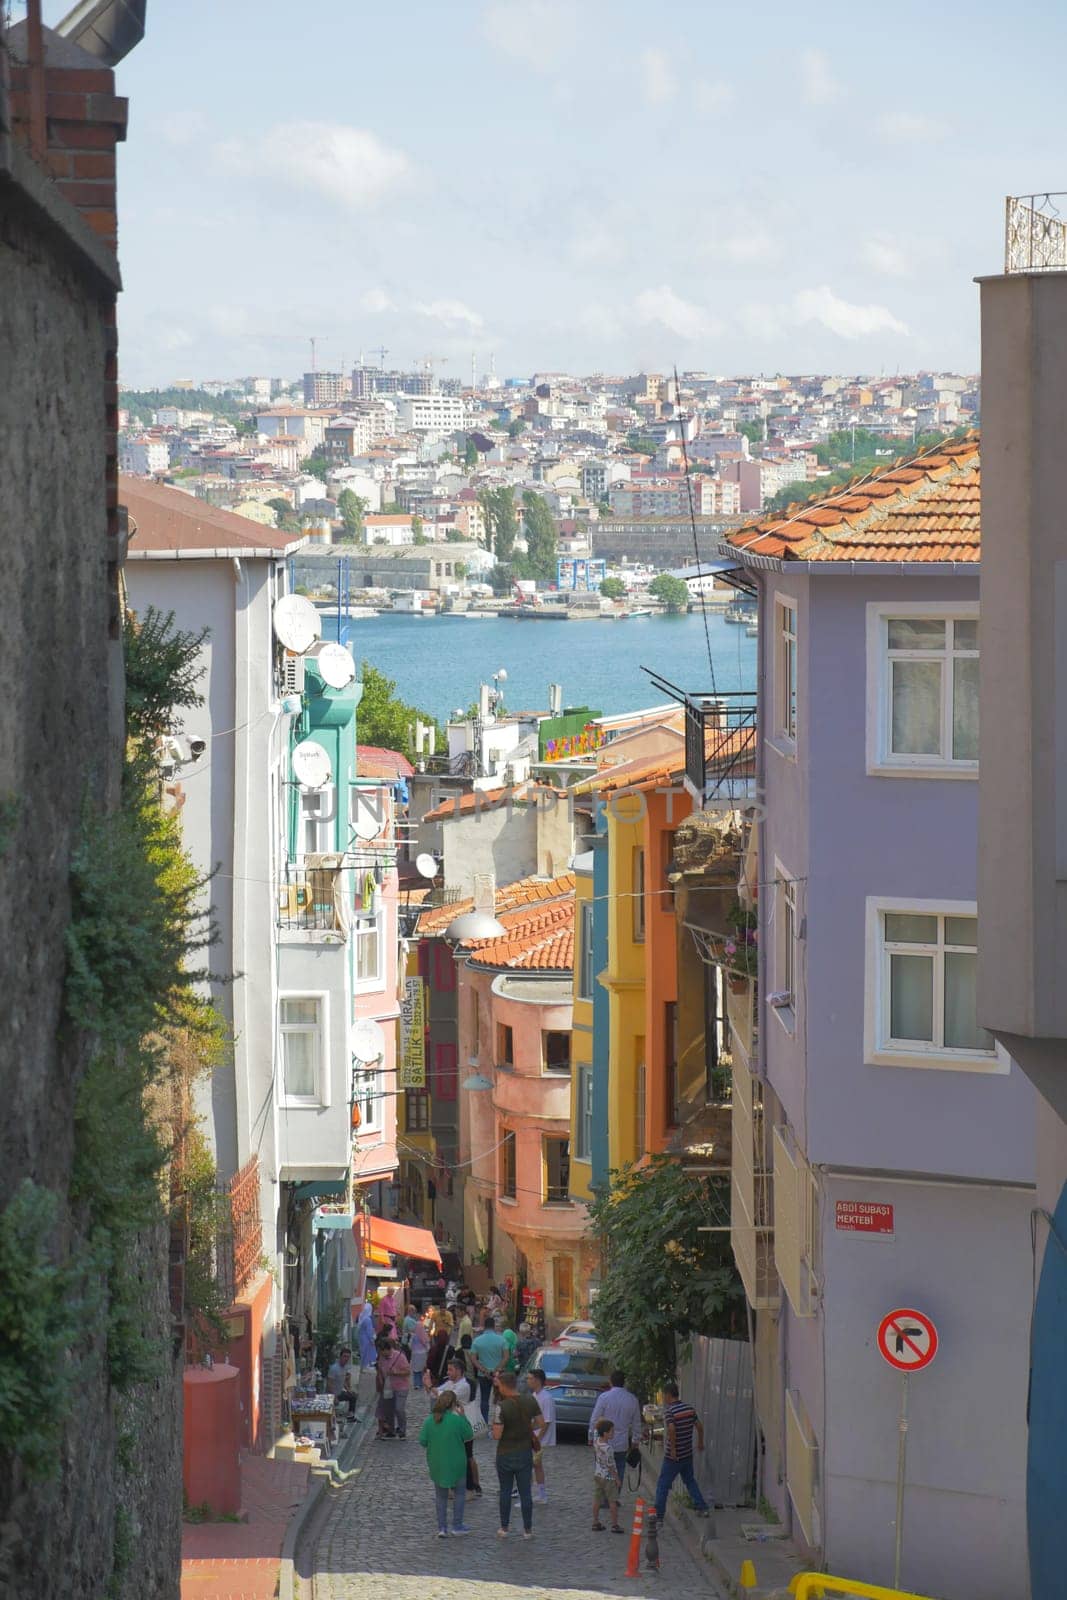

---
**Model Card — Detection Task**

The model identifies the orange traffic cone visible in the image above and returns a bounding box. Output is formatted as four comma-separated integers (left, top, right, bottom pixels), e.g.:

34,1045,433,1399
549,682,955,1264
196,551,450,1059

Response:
625,1497,646,1578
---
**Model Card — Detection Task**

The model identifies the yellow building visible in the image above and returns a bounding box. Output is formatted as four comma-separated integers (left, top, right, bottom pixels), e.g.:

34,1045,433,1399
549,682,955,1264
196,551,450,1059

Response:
397,945,436,1229
601,790,647,1171
569,854,596,1203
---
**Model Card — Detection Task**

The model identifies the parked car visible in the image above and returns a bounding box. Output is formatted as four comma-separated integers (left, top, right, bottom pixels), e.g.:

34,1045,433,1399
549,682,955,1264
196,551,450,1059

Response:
520,1343,613,1433
555,1321,597,1344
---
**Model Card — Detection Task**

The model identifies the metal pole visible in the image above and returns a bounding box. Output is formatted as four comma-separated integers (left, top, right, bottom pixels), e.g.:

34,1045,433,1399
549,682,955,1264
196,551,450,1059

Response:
893,1372,909,1589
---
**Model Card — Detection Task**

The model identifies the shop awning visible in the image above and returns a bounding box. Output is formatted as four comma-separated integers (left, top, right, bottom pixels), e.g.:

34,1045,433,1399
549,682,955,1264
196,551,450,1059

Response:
354,1214,442,1266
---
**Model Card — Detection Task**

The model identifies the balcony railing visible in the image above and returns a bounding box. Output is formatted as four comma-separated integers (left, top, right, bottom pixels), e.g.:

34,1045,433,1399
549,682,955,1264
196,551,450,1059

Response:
277,863,344,932
644,672,757,806
1006,194,1067,273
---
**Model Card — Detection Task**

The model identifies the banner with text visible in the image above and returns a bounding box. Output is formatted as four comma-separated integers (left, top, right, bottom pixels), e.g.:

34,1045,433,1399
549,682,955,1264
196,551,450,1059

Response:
400,976,426,1088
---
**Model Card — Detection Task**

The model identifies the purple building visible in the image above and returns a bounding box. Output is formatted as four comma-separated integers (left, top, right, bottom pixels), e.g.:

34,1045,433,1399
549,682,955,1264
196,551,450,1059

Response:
710,437,1035,1598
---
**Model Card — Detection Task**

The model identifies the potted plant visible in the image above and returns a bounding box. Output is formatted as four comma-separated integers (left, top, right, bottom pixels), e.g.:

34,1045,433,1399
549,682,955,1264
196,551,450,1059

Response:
724,902,758,992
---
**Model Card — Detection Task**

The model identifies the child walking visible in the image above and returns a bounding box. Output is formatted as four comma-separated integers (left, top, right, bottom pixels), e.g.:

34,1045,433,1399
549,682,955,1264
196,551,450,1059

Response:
591,1418,623,1533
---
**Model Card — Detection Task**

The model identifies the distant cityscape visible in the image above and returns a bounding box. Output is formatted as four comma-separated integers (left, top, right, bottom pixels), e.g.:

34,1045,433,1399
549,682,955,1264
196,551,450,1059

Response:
119,365,978,600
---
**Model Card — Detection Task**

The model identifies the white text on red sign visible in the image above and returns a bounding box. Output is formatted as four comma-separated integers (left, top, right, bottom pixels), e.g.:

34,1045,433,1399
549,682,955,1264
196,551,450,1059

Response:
835,1200,894,1235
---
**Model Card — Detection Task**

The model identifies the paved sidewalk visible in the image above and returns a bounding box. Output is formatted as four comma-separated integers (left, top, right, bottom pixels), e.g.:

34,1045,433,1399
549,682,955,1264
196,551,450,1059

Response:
181,1455,311,1600
306,1379,724,1599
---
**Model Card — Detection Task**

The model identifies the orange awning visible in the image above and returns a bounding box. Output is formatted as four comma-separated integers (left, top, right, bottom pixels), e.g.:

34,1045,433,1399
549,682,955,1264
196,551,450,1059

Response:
355,1214,442,1267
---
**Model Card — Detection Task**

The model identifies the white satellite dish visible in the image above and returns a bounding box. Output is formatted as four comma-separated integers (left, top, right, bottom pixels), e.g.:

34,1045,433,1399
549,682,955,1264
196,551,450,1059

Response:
273,594,322,655
415,853,439,880
317,641,357,690
351,789,385,841
352,1018,386,1064
292,739,332,788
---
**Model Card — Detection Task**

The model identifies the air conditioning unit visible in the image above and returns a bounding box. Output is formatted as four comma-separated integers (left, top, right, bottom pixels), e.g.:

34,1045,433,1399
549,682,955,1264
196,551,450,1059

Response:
282,653,305,695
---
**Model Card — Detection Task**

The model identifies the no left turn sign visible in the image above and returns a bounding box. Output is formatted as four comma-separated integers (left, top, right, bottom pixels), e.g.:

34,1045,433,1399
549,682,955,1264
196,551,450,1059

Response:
877,1307,938,1372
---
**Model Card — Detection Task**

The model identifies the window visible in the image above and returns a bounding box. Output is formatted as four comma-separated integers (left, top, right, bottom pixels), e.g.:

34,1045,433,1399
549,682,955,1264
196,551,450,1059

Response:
405,1089,430,1131
576,1064,594,1161
865,898,1002,1071
543,1031,571,1072
635,1050,646,1156
775,598,798,744
280,995,325,1103
779,870,798,1012
665,1001,679,1127
633,848,646,942
351,1066,382,1133
471,986,481,1053
544,1137,571,1202
500,1129,517,1198
300,786,335,855
553,1254,575,1318
867,606,979,776
434,1041,458,1101
578,901,595,999
353,909,383,987
498,1023,514,1067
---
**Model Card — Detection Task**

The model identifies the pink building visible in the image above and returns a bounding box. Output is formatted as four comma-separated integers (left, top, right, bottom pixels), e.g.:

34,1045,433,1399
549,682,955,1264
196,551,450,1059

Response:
455,889,595,1330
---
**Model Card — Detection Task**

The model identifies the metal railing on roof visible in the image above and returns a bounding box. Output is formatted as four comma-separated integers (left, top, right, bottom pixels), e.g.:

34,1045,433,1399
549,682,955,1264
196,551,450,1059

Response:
1005,194,1067,273
644,670,757,807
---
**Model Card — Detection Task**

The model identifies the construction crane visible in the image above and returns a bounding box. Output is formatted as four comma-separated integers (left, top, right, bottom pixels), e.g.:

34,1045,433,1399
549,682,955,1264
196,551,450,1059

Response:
371,345,389,370
417,354,449,376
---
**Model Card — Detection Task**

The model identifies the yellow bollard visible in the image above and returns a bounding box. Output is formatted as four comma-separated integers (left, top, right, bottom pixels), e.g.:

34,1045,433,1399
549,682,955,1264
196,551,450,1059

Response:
739,1558,758,1591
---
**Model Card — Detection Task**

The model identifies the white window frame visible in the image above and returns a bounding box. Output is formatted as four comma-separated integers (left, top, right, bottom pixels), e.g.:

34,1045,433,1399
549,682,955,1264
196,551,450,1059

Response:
864,896,1007,1073
279,991,330,1107
773,594,798,750
300,785,335,856
578,901,595,1000
774,858,798,1035
353,1064,383,1135
865,601,979,780
353,905,385,991
575,1063,594,1162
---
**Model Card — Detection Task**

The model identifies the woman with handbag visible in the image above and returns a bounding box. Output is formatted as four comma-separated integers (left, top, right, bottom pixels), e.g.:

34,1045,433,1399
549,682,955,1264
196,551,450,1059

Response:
374,1333,399,1439
377,1335,412,1440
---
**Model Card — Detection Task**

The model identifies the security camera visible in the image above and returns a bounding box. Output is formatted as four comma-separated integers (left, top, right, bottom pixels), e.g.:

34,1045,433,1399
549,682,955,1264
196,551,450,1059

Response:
189,738,207,760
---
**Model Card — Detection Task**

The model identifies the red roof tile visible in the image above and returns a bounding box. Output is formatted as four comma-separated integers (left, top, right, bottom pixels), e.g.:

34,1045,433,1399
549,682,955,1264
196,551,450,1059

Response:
416,870,575,936
723,433,980,563
464,897,575,972
356,745,414,779
123,476,307,558
422,782,565,824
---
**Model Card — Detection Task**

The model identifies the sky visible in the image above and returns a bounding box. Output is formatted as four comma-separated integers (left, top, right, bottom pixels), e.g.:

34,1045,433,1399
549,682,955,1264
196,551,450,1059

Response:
46,0,1067,386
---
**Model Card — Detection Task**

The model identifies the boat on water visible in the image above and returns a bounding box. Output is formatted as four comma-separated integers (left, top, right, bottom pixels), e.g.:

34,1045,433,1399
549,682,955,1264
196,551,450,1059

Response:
724,601,751,624
745,622,759,637
615,607,654,619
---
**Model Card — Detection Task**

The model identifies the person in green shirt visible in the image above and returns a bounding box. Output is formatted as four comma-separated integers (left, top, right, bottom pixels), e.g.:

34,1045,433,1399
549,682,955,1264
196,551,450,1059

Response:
500,1319,519,1373
418,1392,474,1538
492,1369,544,1538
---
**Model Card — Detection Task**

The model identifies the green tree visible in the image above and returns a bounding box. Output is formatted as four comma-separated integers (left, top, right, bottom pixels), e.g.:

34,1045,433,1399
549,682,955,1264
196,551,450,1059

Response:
649,574,690,614
600,577,627,601
299,452,328,476
626,432,658,456
521,490,557,581
337,488,368,542
478,486,518,562
589,1156,743,1397
464,438,479,470
267,496,302,533
445,527,467,543
411,514,428,546
454,561,468,579
357,661,437,755
507,418,526,438
738,419,764,446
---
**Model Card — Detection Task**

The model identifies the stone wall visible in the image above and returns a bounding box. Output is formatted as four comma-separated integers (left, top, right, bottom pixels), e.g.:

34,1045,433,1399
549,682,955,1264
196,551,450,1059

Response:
0,36,181,1599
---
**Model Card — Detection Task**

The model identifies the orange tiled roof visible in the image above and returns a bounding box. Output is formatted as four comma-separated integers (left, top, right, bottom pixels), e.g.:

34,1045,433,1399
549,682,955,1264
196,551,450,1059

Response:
356,745,414,779
574,730,755,796
422,782,565,824
723,433,980,563
416,870,575,936
464,897,575,972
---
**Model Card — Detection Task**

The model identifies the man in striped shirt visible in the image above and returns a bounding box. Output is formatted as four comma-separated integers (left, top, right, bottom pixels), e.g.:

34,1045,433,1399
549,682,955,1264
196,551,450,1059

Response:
654,1381,711,1521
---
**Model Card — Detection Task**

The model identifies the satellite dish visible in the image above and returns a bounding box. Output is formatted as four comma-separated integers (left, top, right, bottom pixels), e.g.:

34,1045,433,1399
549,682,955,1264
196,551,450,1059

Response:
274,594,322,654
317,641,357,690
292,739,332,788
351,789,385,841
415,853,439,881
352,1018,386,1064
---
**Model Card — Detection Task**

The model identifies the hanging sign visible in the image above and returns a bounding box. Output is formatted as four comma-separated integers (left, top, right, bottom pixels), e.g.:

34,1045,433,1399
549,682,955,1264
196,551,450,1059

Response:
835,1200,894,1236
399,977,426,1088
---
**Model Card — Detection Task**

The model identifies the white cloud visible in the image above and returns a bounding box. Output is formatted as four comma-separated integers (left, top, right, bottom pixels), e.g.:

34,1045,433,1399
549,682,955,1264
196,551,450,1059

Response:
860,236,912,278
481,0,569,69
579,304,623,342
221,121,411,210
569,221,616,267
413,298,485,331
640,47,676,107
800,48,842,106
877,111,949,144
360,288,396,313
634,285,721,342
695,79,735,116
719,229,778,266
793,285,908,339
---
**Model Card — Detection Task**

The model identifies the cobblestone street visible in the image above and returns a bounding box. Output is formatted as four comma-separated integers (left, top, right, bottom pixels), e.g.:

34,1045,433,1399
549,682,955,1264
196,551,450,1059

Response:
304,1380,719,1599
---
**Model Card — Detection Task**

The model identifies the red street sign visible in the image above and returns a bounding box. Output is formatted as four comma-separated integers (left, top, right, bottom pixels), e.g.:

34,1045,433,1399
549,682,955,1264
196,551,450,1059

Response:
836,1200,894,1235
522,1288,544,1307
877,1307,938,1373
